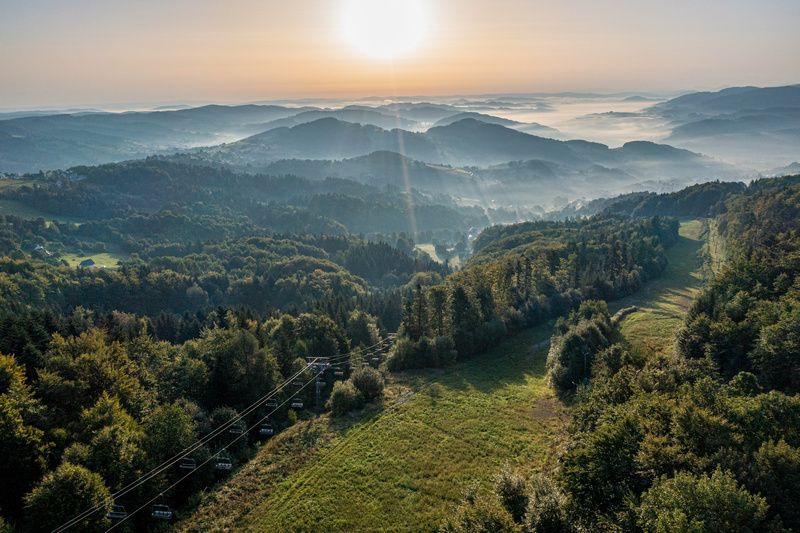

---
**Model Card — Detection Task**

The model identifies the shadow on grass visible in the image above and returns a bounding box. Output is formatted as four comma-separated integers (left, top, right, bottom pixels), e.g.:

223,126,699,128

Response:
428,327,554,395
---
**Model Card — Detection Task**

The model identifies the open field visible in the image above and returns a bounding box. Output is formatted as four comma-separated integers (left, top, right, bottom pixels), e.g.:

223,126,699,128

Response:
174,324,566,533
0,178,36,189
610,219,708,355
415,243,462,269
61,251,127,269
0,199,85,225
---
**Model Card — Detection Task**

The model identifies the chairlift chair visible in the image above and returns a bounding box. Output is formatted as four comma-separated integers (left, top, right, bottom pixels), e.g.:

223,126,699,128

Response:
179,457,196,470
107,505,127,520
259,423,274,436
229,423,244,435
216,456,233,471
317,380,326,387
151,504,173,520
291,397,304,409
334,369,344,377
265,398,278,408
292,380,304,387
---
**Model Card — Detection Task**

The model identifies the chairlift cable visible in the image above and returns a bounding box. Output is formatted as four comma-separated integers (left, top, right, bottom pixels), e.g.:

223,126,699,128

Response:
53,363,312,532
54,335,394,532
103,377,321,532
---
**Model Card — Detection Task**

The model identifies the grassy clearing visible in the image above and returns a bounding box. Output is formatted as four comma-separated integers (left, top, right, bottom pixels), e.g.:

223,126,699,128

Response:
61,251,127,269
415,243,441,262
0,199,85,225
609,219,709,355
0,178,36,189
173,324,567,533
415,244,462,269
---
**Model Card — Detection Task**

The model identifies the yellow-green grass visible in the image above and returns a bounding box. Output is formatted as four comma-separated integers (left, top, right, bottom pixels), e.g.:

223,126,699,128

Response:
609,219,709,355
0,199,85,225
0,178,36,189
62,251,127,269
173,324,567,533
415,244,462,269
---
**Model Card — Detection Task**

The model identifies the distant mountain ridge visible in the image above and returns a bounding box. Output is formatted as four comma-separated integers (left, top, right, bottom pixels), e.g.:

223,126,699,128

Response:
653,85,800,115
651,85,800,167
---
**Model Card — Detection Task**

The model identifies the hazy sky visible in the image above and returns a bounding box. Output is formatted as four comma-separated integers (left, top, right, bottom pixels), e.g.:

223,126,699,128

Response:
1,0,798,108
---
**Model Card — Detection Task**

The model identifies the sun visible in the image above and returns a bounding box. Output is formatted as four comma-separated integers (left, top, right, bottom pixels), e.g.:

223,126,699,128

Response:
342,0,429,60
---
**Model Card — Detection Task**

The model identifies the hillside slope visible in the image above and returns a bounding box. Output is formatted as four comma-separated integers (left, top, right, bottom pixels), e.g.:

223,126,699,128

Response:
172,325,567,532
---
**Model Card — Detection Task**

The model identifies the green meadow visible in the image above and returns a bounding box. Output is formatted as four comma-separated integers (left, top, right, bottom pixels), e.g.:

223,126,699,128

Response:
174,324,566,533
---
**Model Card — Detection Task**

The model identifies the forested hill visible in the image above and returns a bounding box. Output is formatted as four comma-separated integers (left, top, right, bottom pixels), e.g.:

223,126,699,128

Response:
387,214,679,368
2,159,488,237
0,167,460,529
677,174,800,384
4,172,800,532
435,174,800,533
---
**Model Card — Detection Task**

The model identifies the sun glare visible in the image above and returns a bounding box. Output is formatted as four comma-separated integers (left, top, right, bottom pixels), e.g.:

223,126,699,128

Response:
342,0,428,60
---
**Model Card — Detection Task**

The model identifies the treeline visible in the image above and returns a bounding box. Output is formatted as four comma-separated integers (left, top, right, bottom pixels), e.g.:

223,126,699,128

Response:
2,159,487,237
601,180,745,218
677,175,800,388
443,175,800,532
0,304,390,532
538,180,746,224
0,229,448,322
389,215,678,370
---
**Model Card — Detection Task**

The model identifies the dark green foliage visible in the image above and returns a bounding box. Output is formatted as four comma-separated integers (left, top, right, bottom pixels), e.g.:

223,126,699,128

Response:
745,439,800,531
635,469,771,533
675,175,800,389
441,469,569,533
492,464,528,523
326,379,364,416
439,486,519,533
142,402,197,467
524,474,566,533
560,413,645,524
547,301,612,394
394,214,677,370
601,180,746,218
0,393,49,517
386,335,458,370
350,366,384,402
24,462,111,533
